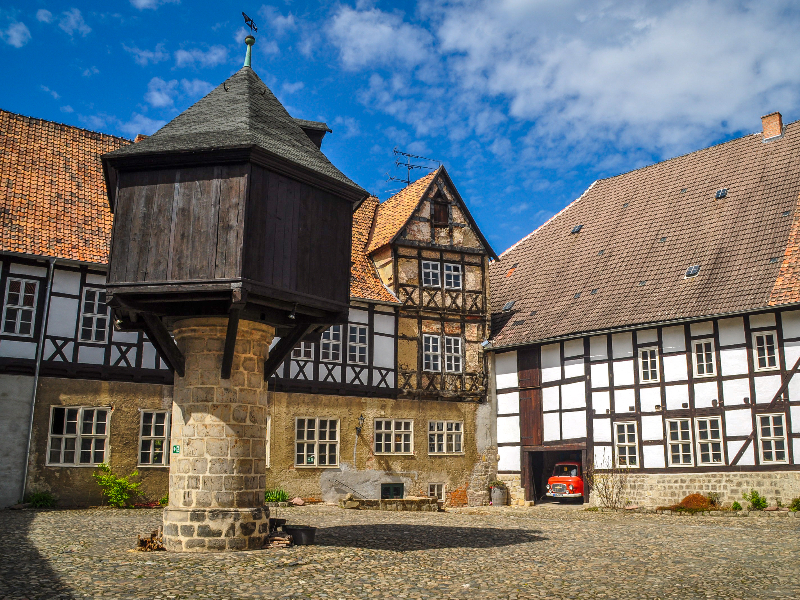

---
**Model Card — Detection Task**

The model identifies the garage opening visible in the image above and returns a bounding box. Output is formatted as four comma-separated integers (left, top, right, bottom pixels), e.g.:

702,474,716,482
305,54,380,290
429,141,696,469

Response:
526,449,586,503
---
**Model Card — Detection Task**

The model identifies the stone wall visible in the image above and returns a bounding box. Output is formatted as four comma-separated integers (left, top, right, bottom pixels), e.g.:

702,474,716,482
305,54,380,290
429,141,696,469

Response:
0,375,35,507
498,473,525,506
590,471,800,508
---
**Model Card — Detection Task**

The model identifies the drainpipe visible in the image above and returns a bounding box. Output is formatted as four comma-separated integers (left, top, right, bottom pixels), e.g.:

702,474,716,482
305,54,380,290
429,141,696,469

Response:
19,257,55,503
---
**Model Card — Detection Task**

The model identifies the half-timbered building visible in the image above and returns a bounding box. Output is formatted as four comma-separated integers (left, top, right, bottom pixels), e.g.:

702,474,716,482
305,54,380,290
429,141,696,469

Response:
488,112,800,507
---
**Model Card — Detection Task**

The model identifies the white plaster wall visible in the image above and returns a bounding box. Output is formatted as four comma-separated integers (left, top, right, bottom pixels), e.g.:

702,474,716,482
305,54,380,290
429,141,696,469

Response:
85,273,105,285
641,415,664,440
77,345,105,365
373,335,394,368
690,321,713,336
664,384,689,410
662,326,685,352
497,391,519,415
615,388,635,412
694,381,718,408
592,391,610,413
749,313,776,329
110,346,137,365
784,339,800,370
541,343,561,382
590,362,609,387
613,360,634,386
0,341,36,359
498,446,521,471
563,338,583,358
495,351,518,390
51,269,81,295
662,354,687,382
718,317,745,346
643,445,666,469
612,332,633,358
755,375,781,404
637,328,657,344
10,263,46,277
726,409,753,436
373,313,395,335
639,387,661,411
782,310,800,339
593,418,611,442
112,329,138,344
720,348,749,376
792,405,800,432
593,445,612,469
0,375,35,507
590,335,608,360
561,381,585,409
564,357,584,379
349,308,369,324
543,412,560,441
562,410,586,439
497,416,520,444
142,342,158,369
46,297,78,338
737,442,755,466
722,378,749,405
542,386,559,412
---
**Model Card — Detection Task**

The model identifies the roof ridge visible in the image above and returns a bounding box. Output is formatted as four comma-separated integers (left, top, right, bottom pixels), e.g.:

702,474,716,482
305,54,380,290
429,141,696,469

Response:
0,108,132,143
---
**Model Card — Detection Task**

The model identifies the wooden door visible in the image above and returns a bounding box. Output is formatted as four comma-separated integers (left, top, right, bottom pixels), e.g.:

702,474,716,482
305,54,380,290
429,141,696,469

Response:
518,346,542,446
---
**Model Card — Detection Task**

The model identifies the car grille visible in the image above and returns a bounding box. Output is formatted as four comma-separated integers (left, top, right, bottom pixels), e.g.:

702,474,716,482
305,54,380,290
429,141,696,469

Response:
551,483,567,493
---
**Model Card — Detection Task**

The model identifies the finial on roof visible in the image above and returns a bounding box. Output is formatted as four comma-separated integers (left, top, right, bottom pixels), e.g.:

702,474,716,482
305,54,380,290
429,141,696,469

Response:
243,34,255,68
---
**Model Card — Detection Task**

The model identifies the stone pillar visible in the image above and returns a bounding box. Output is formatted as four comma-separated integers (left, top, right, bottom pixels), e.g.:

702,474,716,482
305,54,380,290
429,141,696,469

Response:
162,317,274,552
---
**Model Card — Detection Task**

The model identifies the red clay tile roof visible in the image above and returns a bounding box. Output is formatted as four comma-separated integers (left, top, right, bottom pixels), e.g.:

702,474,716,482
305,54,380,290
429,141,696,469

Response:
0,110,130,264
365,169,439,254
491,120,800,348
351,196,399,304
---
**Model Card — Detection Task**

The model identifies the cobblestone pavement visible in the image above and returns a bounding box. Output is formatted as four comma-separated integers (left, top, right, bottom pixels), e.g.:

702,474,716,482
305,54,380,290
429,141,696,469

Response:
1,505,798,600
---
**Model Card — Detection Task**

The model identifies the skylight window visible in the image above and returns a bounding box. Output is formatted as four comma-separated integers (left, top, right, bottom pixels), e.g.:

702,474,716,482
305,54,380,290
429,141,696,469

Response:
680,188,687,193
597,249,605,256
769,257,779,264
502,300,515,312
638,281,647,286
512,320,525,327
622,202,629,208
659,237,667,243
715,189,727,199
783,211,791,217
590,289,598,295
574,292,581,299
529,310,537,316
571,225,583,234
685,265,701,278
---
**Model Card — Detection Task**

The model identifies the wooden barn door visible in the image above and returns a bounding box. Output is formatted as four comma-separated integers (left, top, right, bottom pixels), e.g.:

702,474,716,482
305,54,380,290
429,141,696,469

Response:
518,347,542,446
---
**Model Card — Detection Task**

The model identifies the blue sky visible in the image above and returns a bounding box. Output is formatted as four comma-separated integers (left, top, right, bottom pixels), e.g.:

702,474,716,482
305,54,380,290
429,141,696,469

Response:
2,1,800,254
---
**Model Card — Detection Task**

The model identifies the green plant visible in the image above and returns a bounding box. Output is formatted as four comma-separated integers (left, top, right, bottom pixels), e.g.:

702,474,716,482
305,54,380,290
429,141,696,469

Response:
743,489,767,511
706,492,721,508
731,501,742,511
92,463,142,508
789,498,800,512
265,488,289,503
776,498,783,508
488,480,507,489
158,494,169,506
584,506,599,512
26,491,56,508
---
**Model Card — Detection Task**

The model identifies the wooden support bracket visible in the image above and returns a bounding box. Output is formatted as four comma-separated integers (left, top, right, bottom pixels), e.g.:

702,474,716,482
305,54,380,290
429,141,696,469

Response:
141,313,186,377
263,323,314,380
221,308,240,380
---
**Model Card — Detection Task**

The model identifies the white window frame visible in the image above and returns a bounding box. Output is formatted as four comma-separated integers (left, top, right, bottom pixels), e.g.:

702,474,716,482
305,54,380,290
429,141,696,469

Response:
444,336,462,373
666,419,693,466
347,324,368,365
692,339,715,377
638,347,659,382
138,409,170,467
428,482,445,501
295,417,339,467
2,277,38,338
757,413,788,464
321,325,342,362
47,406,110,466
374,419,414,454
695,417,724,465
79,286,109,344
614,421,639,468
444,263,462,289
428,420,464,455
753,331,779,372
423,334,440,372
421,261,441,287
291,341,314,360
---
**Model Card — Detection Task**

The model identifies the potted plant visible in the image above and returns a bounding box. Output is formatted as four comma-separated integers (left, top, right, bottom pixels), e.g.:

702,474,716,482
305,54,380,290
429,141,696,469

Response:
488,479,508,506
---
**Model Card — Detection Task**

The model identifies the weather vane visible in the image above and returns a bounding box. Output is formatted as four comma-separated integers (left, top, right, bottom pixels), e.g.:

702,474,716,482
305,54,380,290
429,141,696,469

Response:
242,12,258,33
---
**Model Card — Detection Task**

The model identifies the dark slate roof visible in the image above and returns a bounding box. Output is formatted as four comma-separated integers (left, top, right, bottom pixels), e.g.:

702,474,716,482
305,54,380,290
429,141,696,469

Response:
293,118,332,133
106,67,364,193
490,120,800,348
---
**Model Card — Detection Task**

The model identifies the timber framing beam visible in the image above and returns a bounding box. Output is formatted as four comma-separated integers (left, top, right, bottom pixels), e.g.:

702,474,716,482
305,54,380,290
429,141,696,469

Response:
141,313,186,377
220,308,241,379
264,323,315,380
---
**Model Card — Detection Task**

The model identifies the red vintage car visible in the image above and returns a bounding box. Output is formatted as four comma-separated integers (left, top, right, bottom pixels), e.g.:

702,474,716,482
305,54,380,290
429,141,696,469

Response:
545,461,584,500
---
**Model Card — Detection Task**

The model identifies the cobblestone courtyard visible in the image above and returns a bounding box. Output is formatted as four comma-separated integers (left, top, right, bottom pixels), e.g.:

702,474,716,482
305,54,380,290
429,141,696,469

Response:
1,505,798,600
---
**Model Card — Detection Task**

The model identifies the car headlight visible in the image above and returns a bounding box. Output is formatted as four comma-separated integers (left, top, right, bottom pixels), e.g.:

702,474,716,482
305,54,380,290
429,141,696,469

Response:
546,484,550,490
568,484,574,491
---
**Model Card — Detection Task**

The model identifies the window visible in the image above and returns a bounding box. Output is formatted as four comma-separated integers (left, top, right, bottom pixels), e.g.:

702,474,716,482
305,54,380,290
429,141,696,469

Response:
291,341,314,360
758,414,787,463
374,419,413,454
2,277,38,337
48,406,109,466
696,417,723,465
321,325,342,362
693,340,715,376
295,418,338,467
381,483,404,499
428,421,463,454
667,419,693,466
139,410,169,466
423,334,440,371
433,202,448,227
422,261,441,287
428,483,445,501
614,422,638,467
444,263,462,289
639,347,659,382
80,287,109,343
753,331,779,371
348,324,368,365
444,336,462,373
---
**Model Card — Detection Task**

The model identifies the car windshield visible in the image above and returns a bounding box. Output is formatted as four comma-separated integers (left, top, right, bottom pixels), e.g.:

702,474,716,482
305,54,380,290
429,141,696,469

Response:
553,464,578,477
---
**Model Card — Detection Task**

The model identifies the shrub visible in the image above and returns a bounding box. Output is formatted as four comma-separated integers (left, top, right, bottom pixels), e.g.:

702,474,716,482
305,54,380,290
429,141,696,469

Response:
731,501,743,511
743,489,767,511
92,463,142,508
158,494,169,506
677,493,710,510
488,480,507,489
265,488,289,503
583,459,630,509
706,492,721,508
26,491,56,508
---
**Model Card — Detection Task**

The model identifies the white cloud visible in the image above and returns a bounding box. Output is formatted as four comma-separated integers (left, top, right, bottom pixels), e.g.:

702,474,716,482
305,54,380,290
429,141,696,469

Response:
82,66,99,77
129,0,179,9
36,9,53,23
123,43,169,66
40,85,59,100
259,5,297,37
333,116,361,138
144,77,177,108
1,21,30,47
174,45,227,68
78,114,108,130
60,105,74,113
327,6,434,70
180,78,213,97
282,81,304,94
59,8,90,37
118,113,166,137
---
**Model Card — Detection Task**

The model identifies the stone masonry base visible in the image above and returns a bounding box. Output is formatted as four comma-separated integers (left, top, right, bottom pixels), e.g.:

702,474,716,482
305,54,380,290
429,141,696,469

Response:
498,474,526,506
163,507,269,552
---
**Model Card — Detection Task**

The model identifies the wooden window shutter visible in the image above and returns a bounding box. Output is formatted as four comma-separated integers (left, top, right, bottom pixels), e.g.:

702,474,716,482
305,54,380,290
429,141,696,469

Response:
517,346,540,389
433,202,448,227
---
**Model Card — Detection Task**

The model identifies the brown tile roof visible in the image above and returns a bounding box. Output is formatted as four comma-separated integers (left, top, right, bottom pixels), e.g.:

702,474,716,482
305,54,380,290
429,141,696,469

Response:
365,168,439,254
351,196,399,304
0,110,130,264
490,121,800,348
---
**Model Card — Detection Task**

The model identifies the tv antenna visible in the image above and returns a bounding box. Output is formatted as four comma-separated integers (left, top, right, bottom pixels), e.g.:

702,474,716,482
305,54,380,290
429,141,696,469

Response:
386,147,440,187
242,11,258,33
